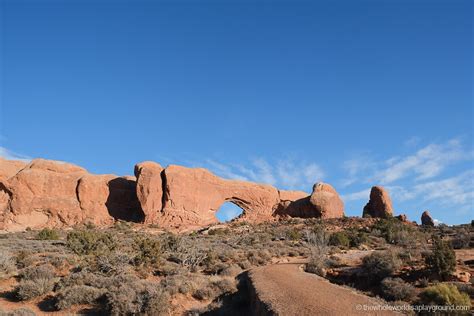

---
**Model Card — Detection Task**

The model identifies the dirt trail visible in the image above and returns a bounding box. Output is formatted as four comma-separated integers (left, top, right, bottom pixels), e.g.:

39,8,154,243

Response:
248,262,399,316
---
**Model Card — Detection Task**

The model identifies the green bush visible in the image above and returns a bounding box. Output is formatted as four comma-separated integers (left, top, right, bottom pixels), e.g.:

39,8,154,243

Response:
66,230,116,256
286,228,302,241
346,229,369,248
419,283,471,308
36,228,59,240
329,231,350,248
361,251,401,283
133,236,162,266
381,277,415,301
425,236,456,280
371,218,420,245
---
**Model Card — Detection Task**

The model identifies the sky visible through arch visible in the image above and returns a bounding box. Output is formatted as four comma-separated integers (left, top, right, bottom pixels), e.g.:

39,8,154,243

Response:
1,0,472,224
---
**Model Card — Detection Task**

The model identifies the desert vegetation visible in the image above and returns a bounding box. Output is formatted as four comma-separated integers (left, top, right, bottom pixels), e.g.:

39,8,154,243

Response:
0,217,471,315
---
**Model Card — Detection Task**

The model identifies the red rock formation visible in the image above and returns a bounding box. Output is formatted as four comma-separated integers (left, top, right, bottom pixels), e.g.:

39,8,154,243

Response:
309,183,345,218
363,186,393,218
0,158,27,181
0,158,143,231
421,210,435,226
134,161,163,223
156,165,280,228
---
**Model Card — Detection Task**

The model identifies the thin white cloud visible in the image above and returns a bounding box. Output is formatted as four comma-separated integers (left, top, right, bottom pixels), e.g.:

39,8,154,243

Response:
341,188,371,202
373,139,471,184
0,147,31,162
205,158,324,191
342,138,473,186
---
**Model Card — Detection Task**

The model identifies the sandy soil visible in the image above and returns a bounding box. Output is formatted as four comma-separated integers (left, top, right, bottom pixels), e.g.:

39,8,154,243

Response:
248,262,399,316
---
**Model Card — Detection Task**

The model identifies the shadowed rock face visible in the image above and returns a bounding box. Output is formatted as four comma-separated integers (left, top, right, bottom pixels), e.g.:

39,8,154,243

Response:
421,210,434,226
363,186,393,219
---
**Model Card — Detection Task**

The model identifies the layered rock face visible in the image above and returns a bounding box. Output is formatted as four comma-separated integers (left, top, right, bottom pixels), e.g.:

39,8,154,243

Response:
363,186,393,219
421,210,435,226
0,159,143,231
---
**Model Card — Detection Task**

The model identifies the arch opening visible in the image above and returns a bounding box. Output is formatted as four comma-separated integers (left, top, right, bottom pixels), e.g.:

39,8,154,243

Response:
215,201,244,222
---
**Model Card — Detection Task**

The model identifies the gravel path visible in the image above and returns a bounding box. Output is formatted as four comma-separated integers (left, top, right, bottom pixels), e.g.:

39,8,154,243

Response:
248,263,399,316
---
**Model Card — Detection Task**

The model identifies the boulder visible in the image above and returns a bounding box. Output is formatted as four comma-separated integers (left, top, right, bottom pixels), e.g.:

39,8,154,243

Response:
308,183,344,218
134,161,164,223
157,165,280,228
421,210,435,226
363,186,393,218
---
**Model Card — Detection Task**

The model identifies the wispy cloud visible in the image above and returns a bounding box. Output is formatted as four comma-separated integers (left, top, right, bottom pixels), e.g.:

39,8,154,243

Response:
204,158,324,191
342,138,473,186
0,147,31,162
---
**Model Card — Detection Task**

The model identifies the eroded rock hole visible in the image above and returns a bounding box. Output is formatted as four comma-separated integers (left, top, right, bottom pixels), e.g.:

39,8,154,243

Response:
215,202,243,222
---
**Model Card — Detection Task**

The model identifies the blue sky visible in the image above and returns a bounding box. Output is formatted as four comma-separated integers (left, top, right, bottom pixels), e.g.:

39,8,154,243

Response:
0,0,472,224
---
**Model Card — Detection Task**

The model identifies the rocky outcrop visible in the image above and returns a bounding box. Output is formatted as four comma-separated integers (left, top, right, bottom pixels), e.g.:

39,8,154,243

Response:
0,158,349,231
0,158,143,231
362,186,393,219
0,158,27,181
277,183,344,219
157,165,280,228
421,210,434,226
395,214,408,222
134,161,163,223
309,183,344,218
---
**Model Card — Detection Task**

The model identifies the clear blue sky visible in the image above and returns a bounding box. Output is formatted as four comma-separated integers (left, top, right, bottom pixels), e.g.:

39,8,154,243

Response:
1,0,472,224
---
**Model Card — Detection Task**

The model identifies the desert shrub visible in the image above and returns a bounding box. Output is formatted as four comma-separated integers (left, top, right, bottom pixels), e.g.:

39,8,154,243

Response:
285,228,302,241
16,278,55,300
305,257,327,277
15,250,34,269
16,264,56,300
451,232,470,249
381,277,416,301
0,308,35,316
208,228,231,236
361,251,401,283
96,252,131,275
346,229,369,248
133,237,162,266
55,285,106,310
329,231,350,248
192,277,235,301
371,218,421,246
425,236,456,280
36,228,59,240
105,279,169,315
0,251,15,279
304,227,329,277
419,283,471,308
66,230,116,256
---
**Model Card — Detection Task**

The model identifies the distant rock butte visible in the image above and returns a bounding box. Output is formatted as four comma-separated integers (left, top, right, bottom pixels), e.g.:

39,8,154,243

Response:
421,210,435,226
363,186,393,219
0,158,347,231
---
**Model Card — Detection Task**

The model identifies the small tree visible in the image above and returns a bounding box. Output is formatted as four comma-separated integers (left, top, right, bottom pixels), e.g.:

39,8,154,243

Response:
425,236,456,280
